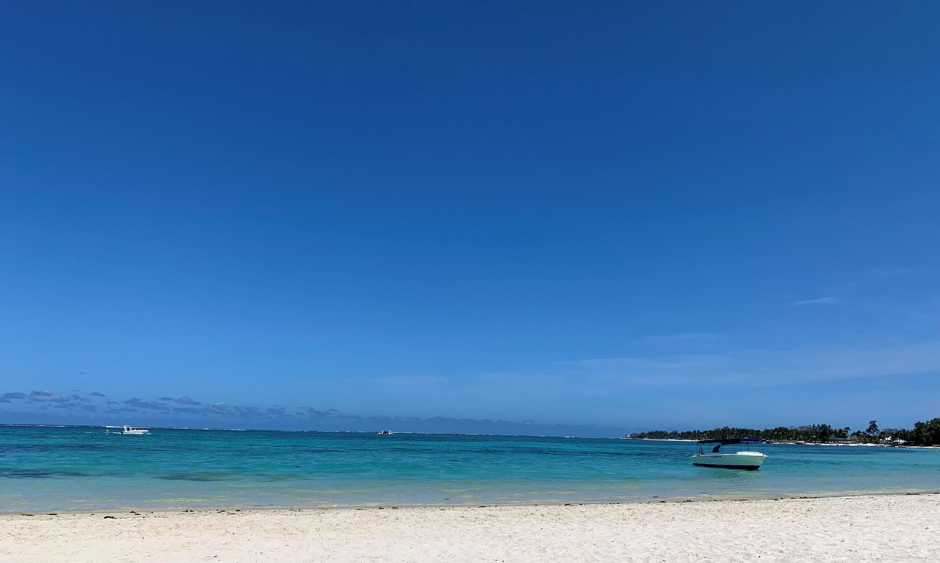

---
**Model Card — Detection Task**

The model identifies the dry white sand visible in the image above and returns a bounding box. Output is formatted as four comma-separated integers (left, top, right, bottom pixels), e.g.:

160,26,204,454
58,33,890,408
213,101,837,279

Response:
2,494,938,562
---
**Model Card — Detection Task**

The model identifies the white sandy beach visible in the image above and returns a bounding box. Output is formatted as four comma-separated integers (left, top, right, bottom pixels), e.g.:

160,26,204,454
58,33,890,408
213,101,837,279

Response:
2,494,937,562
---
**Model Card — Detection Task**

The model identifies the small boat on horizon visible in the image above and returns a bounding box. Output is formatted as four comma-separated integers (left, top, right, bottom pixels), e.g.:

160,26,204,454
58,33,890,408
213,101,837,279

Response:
106,425,150,435
377,430,393,435
692,438,766,470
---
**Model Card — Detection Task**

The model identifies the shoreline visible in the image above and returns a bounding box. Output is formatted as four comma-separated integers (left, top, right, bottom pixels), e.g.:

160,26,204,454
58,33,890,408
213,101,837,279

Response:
5,488,939,517
3,493,938,562
627,437,940,448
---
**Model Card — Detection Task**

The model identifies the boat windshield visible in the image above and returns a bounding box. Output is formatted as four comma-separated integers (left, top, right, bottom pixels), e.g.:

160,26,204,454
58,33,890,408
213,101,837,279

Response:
695,438,762,455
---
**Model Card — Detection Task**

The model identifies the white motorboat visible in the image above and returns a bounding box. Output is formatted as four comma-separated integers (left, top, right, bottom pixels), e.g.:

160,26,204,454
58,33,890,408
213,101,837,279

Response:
692,438,766,470
106,425,149,435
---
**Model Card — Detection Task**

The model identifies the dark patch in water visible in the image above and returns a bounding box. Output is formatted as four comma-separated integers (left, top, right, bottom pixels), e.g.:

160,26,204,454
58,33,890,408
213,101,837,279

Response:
262,474,302,482
157,473,228,482
0,443,201,454
0,468,90,479
1,444,116,454
437,447,652,458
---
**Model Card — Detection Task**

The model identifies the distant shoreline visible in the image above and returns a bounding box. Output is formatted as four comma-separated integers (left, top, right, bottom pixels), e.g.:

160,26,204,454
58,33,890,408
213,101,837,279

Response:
624,436,940,449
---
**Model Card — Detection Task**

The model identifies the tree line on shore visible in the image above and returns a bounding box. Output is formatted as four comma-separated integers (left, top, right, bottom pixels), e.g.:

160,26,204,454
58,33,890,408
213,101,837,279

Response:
627,417,940,445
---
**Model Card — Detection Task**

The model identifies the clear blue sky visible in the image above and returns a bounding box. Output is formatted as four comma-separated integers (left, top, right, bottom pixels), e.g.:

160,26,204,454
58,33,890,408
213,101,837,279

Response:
2,1,939,435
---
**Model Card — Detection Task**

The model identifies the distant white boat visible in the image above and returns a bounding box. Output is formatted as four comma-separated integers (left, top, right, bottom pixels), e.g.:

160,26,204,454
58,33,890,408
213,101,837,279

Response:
692,438,766,470
378,430,393,435
106,425,149,435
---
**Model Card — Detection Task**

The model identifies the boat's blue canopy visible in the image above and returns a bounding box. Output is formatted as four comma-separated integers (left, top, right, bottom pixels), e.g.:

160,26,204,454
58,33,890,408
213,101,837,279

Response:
696,438,763,444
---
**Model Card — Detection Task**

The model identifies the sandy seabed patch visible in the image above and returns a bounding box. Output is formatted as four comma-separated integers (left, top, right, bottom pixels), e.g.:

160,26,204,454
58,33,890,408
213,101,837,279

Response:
2,494,938,562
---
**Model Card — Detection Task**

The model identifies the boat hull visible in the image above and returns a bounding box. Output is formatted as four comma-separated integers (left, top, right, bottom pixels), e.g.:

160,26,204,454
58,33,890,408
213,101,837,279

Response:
692,452,766,470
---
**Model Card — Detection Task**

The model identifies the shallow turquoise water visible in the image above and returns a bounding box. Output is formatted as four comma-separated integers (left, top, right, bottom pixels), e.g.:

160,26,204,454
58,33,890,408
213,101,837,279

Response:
1,426,938,512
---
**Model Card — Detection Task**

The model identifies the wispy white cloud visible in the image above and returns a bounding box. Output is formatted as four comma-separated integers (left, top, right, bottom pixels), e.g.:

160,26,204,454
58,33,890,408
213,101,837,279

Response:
631,332,719,345
855,267,925,278
376,375,449,388
125,398,169,410
554,340,940,390
831,267,934,290
789,296,836,306
30,390,68,403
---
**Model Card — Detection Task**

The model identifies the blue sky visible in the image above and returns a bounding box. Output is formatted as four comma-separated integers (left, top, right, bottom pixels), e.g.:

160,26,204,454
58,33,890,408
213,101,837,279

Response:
2,1,939,435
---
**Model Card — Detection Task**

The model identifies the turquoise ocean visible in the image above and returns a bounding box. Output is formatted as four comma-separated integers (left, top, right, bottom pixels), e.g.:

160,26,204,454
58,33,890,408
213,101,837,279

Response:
2,425,938,513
